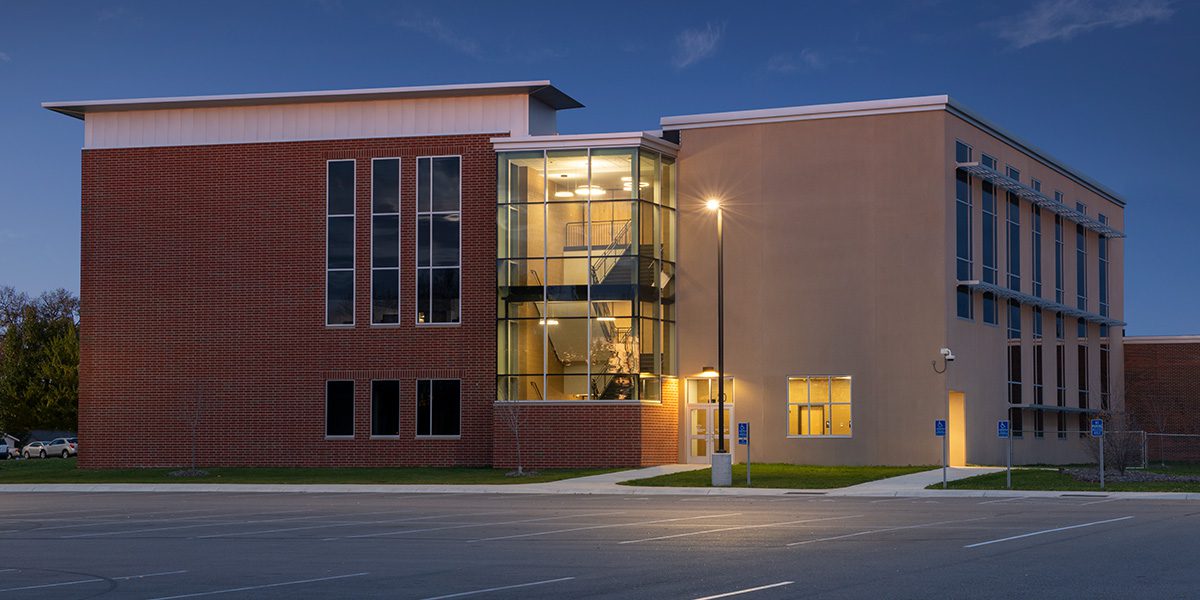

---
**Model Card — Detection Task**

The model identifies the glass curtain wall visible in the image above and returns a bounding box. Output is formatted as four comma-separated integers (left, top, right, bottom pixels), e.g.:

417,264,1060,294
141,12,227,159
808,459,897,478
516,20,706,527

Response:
497,147,677,401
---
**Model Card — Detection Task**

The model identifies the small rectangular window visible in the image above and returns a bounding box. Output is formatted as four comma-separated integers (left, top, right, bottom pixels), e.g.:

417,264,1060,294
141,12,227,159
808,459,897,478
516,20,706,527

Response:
787,376,852,437
983,292,997,325
371,380,400,437
1031,178,1041,193
326,380,354,437
955,141,972,163
1006,166,1020,182
417,379,461,436
981,154,997,170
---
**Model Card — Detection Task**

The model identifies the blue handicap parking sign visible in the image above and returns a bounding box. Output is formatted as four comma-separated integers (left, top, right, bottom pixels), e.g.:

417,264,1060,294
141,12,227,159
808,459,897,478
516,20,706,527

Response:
935,419,946,437
997,420,1010,439
1091,419,1104,438
737,422,749,445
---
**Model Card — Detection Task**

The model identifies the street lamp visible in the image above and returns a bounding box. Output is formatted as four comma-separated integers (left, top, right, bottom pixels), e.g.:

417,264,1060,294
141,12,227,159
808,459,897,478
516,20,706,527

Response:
706,198,731,487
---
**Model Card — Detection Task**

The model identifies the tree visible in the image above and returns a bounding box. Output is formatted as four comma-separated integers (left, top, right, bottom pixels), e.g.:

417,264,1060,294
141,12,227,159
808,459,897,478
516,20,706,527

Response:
0,288,80,437
496,398,526,476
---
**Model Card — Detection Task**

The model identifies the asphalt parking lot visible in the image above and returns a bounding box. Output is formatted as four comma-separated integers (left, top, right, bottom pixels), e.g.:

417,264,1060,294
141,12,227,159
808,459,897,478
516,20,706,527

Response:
0,491,1197,599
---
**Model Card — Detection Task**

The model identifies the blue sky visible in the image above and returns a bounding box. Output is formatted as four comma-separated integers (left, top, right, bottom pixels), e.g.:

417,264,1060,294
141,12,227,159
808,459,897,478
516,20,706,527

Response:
0,0,1196,334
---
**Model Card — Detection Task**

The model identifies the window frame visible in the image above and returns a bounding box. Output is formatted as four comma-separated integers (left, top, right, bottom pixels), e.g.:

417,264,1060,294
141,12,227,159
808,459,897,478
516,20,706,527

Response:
371,157,403,326
785,375,853,439
415,155,463,327
326,159,356,328
324,380,355,439
370,379,401,439
416,378,462,439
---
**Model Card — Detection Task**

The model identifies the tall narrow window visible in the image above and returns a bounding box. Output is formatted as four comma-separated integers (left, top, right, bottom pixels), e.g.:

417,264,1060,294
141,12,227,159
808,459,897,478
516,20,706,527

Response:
371,380,400,437
1078,345,1089,438
371,159,401,324
1100,343,1111,411
982,176,998,324
1076,223,1088,312
1098,214,1110,330
1032,206,1043,298
416,156,462,324
1054,215,1064,304
1006,194,1021,291
326,160,356,326
1056,345,1067,439
1008,300,1022,438
417,379,461,436
325,380,354,438
955,142,973,320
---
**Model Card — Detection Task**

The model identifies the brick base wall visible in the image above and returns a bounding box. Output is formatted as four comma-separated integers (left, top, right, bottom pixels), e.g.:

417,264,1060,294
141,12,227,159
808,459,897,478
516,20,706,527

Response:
1125,341,1200,462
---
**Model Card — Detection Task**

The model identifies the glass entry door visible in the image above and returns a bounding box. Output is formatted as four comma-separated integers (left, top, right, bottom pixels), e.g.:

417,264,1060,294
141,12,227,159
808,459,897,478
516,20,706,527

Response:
685,377,734,464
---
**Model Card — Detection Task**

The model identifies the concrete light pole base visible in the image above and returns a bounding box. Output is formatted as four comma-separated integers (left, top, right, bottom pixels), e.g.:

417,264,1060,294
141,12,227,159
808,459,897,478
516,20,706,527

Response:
711,452,732,487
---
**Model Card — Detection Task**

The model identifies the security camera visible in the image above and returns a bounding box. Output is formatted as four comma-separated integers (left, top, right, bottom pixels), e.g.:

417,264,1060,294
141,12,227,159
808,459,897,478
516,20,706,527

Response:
940,347,956,362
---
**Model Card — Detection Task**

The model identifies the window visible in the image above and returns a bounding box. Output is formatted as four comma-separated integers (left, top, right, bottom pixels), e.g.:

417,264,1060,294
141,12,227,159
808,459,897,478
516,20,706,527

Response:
1033,343,1045,438
372,158,401,324
1098,214,1110,320
1054,215,1064,304
955,143,973,320
326,160,355,326
1078,345,1089,437
1056,345,1067,439
982,178,998,324
981,154,997,170
371,380,400,437
1032,206,1043,298
416,156,462,324
1076,222,1088,312
326,380,354,437
787,376,852,437
1007,194,1020,291
1008,300,1022,437
417,379,461,436
1056,312,1065,340
1006,166,1020,182
1100,343,1111,411
1031,178,1042,193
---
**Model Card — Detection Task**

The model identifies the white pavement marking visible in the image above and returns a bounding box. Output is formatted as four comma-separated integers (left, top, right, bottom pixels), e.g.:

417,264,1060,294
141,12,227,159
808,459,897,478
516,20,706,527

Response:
1081,498,1123,506
694,581,795,600
332,511,626,540
620,514,863,545
144,572,369,600
196,511,509,538
27,508,312,532
787,516,992,546
470,512,742,543
978,497,1025,505
417,576,575,600
963,516,1135,548
61,509,398,538
0,570,186,593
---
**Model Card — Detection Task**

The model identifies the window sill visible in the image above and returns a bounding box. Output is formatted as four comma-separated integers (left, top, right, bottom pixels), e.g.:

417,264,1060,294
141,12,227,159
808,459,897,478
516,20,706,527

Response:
415,322,462,328
786,435,853,439
370,435,401,440
324,435,355,440
325,324,355,329
416,435,461,440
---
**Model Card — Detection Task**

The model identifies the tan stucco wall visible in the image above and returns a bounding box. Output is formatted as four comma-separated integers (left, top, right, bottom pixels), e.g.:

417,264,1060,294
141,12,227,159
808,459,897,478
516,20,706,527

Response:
675,111,951,466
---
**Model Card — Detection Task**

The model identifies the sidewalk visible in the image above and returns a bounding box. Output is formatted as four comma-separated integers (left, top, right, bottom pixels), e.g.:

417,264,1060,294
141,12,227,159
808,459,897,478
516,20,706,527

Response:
3,465,1199,500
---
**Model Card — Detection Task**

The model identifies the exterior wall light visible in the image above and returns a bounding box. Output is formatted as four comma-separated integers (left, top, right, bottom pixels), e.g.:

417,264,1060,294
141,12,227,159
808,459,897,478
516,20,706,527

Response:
705,198,721,211
699,366,719,378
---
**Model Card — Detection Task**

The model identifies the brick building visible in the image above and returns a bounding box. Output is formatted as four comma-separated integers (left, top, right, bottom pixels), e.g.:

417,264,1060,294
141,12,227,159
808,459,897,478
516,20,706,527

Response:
46,81,1126,468
1125,336,1200,461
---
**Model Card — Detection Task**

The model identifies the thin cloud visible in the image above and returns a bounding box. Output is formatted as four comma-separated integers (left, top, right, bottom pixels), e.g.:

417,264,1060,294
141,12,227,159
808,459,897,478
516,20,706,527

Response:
998,0,1174,49
672,23,724,69
397,13,481,57
766,49,825,73
0,52,10,63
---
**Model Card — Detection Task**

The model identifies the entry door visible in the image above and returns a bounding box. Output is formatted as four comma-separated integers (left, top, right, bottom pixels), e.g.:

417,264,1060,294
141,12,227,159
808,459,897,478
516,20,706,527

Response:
685,377,734,464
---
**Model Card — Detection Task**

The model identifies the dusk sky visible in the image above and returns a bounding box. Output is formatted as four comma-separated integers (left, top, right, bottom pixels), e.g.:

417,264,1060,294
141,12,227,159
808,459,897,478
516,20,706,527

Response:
1,0,1195,335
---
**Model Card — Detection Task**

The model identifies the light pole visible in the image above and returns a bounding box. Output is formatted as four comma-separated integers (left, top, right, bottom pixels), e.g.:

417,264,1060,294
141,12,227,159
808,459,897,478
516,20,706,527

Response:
706,198,731,487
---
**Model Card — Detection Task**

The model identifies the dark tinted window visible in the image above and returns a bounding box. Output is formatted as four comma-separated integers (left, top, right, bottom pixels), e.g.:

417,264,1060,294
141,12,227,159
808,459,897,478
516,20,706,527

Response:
328,161,355,215
327,217,354,269
417,158,431,213
371,381,400,436
372,215,399,268
431,157,460,212
430,269,460,323
327,271,354,325
326,381,354,437
955,141,972,163
431,214,460,266
372,159,400,214
417,379,460,436
372,271,399,324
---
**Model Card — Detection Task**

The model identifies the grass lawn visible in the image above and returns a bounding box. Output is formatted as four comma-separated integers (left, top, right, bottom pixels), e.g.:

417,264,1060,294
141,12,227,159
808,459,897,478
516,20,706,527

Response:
933,467,1200,493
620,464,934,489
0,458,622,485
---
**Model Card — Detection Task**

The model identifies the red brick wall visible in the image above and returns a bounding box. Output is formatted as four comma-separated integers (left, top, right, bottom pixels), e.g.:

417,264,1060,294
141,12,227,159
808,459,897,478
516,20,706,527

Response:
1124,341,1200,461
79,134,499,468
641,378,680,465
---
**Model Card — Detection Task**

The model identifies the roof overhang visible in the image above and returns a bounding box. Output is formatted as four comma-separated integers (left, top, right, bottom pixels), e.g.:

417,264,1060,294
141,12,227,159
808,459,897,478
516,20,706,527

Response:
661,95,1126,208
492,131,679,156
43,80,584,120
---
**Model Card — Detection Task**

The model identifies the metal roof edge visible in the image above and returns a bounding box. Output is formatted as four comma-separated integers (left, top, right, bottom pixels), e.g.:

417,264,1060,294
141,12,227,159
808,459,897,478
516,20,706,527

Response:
491,131,678,155
1124,335,1200,344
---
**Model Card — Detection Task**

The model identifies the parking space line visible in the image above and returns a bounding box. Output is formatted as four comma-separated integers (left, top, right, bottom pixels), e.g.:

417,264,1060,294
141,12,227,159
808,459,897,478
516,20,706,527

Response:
61,509,402,538
333,511,626,540
196,511,509,538
978,497,1026,505
143,572,369,600
473,512,744,543
417,576,575,600
963,516,1134,548
0,570,186,593
694,581,794,600
620,514,863,545
787,516,992,546
28,509,313,533
1081,498,1123,506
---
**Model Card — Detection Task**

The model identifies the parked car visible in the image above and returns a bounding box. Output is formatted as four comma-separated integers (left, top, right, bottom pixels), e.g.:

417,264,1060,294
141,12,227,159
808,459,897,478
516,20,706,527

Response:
22,441,48,459
0,439,9,460
46,438,77,459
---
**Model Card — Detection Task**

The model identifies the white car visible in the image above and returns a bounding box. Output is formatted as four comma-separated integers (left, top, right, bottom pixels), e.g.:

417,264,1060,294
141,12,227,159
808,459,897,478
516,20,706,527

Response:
22,441,48,459
46,438,78,459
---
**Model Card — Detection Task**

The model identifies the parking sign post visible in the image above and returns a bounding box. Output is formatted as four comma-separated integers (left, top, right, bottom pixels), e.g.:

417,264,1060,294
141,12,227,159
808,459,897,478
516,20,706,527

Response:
998,420,1011,489
1091,419,1105,490
935,419,947,489
738,422,750,486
